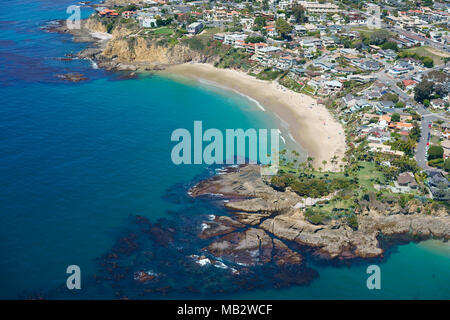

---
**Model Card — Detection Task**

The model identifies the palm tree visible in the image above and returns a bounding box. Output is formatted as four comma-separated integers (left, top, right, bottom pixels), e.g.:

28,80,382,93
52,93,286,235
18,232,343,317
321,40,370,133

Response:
307,156,314,172
331,155,338,171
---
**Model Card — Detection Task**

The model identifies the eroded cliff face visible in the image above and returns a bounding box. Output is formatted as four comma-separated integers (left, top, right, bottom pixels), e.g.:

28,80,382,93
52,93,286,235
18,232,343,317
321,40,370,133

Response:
84,18,107,33
102,37,210,67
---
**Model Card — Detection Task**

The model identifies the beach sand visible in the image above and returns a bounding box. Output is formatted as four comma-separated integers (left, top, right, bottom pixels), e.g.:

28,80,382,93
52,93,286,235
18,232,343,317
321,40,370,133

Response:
162,63,346,171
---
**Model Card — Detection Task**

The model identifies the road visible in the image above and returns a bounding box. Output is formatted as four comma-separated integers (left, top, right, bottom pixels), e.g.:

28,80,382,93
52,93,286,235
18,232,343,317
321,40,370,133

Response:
373,65,448,170
340,13,450,170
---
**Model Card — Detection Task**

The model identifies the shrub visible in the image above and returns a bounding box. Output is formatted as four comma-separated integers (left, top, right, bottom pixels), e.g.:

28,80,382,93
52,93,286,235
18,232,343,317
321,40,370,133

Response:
428,145,444,160
347,214,358,230
304,208,328,225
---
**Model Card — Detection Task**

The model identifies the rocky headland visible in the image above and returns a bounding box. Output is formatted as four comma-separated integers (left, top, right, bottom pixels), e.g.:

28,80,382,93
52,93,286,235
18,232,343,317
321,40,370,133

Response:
191,165,449,265
48,17,218,72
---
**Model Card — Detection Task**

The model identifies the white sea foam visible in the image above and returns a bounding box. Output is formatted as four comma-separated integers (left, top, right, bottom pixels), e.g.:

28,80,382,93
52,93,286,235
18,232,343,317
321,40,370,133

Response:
288,132,296,143
90,32,112,41
196,78,266,111
213,261,228,269
90,59,98,70
278,129,286,144
197,258,211,266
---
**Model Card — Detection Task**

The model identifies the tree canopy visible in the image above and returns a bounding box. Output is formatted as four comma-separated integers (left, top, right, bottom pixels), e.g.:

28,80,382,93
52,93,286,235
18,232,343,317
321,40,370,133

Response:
275,18,293,39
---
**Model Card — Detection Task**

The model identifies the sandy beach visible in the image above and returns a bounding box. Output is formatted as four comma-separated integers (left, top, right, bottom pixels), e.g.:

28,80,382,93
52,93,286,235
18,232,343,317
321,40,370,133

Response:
162,63,346,171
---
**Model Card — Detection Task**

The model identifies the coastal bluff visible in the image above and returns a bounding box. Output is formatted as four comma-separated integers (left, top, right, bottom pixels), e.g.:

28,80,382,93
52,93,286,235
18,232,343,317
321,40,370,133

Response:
191,165,450,264
55,17,219,71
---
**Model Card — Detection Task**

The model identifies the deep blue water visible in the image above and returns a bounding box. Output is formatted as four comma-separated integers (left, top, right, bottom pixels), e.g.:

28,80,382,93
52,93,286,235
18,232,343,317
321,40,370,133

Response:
0,0,449,299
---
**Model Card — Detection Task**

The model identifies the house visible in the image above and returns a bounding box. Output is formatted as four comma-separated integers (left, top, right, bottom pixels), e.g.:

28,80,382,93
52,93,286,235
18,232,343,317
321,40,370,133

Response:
390,122,414,131
321,36,335,47
389,60,414,76
398,31,427,46
359,60,382,71
368,142,404,156
430,99,446,109
213,33,226,41
298,1,340,13
324,80,343,93
378,101,396,110
397,172,418,189
289,67,307,79
390,38,409,49
264,25,277,37
337,66,357,74
380,49,398,60
442,139,450,159
293,25,307,35
140,17,157,28
187,22,203,35
368,129,391,143
313,58,336,71
246,42,267,54
307,79,320,90
426,170,449,200
99,9,119,17
342,93,356,105
275,55,296,71
254,46,282,61
300,37,322,48
427,170,449,188
224,33,247,46
122,11,136,19
402,79,418,91
379,115,391,128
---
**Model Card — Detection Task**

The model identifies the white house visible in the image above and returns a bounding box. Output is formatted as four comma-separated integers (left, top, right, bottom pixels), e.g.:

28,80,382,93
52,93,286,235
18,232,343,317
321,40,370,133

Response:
140,17,157,28
187,22,204,35
324,80,343,93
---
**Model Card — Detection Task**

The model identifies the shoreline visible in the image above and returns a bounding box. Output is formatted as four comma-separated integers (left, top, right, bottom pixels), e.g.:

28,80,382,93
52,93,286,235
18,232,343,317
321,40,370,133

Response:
161,63,346,171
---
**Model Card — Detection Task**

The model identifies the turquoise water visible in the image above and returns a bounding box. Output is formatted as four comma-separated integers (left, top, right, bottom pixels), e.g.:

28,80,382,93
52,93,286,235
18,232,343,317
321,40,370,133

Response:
0,0,449,299
230,240,450,300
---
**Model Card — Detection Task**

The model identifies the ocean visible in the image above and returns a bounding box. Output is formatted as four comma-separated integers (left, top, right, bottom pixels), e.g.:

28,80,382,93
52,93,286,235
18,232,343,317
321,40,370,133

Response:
0,0,448,299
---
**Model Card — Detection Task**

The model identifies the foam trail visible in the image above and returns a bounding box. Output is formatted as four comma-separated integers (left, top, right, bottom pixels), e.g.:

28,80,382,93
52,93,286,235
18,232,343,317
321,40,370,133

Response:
196,78,266,111
278,129,286,144
90,59,98,70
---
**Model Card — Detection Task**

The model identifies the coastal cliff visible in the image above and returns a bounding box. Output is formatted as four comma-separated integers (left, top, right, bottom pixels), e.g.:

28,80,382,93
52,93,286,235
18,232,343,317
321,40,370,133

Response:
101,36,215,70
65,17,219,71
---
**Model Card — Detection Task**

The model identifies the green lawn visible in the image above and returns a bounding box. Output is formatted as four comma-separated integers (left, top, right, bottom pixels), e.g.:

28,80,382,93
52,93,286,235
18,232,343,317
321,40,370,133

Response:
153,27,173,36
356,161,385,192
199,27,221,37
403,46,450,65
350,26,395,37
301,84,316,95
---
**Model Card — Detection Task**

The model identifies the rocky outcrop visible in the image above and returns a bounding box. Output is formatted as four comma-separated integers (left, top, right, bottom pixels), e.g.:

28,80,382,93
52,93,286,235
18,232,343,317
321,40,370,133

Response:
190,165,450,263
205,228,303,267
200,215,245,239
84,18,107,33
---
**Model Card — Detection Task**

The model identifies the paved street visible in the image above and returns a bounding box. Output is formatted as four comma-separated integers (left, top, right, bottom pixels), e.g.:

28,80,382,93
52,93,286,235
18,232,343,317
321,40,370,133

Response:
373,65,448,170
